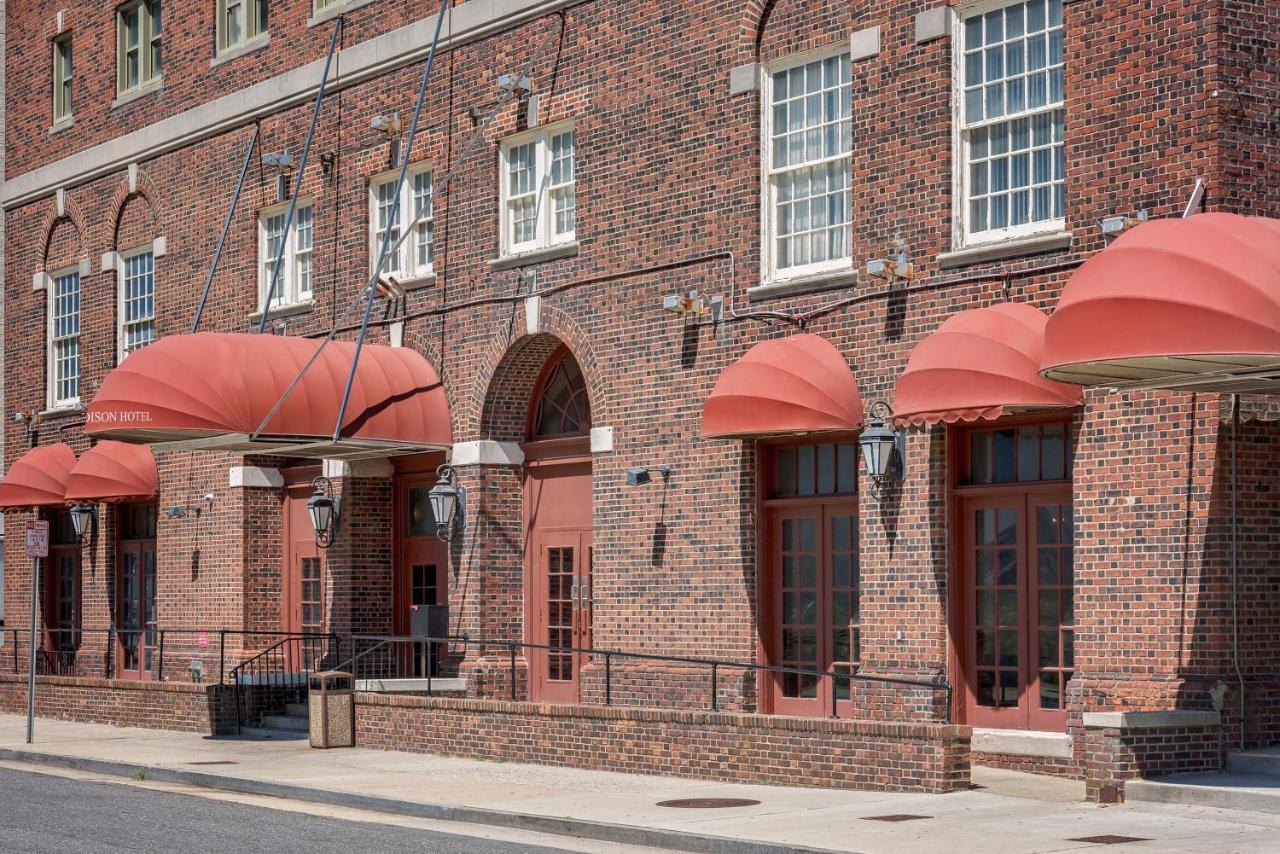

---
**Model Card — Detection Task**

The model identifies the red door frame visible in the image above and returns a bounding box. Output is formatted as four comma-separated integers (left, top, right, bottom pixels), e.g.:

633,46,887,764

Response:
42,509,81,664
392,466,450,677
281,466,323,672
528,525,593,704
116,503,158,680
756,436,860,718
947,415,1074,731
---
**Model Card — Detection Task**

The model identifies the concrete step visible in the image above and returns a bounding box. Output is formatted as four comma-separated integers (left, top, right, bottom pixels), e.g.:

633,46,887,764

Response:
1126,772,1280,813
284,703,310,717
237,726,308,741
258,715,309,733
1228,747,1280,776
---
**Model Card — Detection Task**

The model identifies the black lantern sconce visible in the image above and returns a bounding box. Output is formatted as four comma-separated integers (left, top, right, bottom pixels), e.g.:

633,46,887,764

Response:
69,503,98,544
428,464,466,543
859,401,905,497
307,476,340,548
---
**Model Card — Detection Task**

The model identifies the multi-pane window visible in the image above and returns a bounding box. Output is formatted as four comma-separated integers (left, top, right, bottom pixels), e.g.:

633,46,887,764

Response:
369,168,434,281
119,249,156,360
117,0,162,96
499,123,576,256
764,49,852,282
258,201,314,311
959,0,1065,243
53,35,73,122
217,0,268,54
965,422,1070,485
49,268,81,408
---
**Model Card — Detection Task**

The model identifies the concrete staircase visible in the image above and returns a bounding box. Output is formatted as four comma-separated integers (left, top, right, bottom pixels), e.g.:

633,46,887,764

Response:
240,701,309,740
1126,748,1280,813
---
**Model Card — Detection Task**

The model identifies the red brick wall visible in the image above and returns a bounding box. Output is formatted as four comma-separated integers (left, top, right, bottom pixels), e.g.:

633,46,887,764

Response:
1084,723,1222,802
0,673,235,735
356,691,971,792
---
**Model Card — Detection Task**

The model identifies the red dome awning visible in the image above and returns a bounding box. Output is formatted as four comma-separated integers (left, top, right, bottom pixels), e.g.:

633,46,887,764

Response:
0,444,76,509
64,441,159,504
701,334,864,438
1042,213,1280,392
895,303,1082,427
86,332,452,460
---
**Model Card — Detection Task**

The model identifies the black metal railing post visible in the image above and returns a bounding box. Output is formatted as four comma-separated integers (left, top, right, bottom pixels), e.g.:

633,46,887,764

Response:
427,639,433,696
831,673,838,719
106,627,114,679
509,644,517,702
157,630,166,682
219,630,226,684
605,652,612,706
711,663,719,712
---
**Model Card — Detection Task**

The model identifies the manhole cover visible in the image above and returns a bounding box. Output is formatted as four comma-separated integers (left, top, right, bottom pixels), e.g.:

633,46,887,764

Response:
1068,837,1150,846
186,761,238,766
656,798,761,809
861,814,932,823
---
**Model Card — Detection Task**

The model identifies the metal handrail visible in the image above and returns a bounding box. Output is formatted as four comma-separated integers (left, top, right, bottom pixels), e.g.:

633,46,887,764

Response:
227,632,340,731
335,633,953,722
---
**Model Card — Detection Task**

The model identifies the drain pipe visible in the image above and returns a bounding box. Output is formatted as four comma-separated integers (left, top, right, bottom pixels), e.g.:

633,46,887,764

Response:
1231,394,1245,751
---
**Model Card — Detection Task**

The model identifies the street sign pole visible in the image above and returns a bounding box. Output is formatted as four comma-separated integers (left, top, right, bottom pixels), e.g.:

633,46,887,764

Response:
26,555,40,744
24,519,49,745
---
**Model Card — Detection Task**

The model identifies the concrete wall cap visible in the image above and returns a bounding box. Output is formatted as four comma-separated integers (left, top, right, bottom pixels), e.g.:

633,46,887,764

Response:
1083,710,1222,730
451,440,525,467
228,465,284,489
972,727,1072,759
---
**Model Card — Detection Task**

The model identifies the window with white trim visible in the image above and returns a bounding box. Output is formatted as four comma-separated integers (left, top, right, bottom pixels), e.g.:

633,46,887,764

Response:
763,48,852,284
49,267,81,409
119,248,155,360
369,167,433,281
117,0,162,96
958,0,1065,245
499,123,576,257
53,34,73,122
217,0,268,54
258,201,313,311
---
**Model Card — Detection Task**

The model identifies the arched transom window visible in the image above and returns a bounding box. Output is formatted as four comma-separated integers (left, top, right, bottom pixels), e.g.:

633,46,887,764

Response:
532,350,591,438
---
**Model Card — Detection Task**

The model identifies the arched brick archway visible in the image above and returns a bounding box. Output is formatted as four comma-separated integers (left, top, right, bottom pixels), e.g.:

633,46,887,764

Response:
40,200,88,272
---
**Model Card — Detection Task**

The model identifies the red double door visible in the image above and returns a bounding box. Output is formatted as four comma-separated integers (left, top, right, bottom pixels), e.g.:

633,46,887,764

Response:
524,454,593,703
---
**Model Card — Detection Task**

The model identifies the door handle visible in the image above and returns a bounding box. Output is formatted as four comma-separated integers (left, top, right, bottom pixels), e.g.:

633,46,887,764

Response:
570,581,579,607
580,578,591,610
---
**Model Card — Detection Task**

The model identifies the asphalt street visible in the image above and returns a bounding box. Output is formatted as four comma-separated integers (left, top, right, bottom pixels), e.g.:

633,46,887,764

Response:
0,766,597,854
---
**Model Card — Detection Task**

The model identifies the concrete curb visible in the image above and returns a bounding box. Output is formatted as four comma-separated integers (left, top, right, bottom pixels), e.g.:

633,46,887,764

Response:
0,747,841,854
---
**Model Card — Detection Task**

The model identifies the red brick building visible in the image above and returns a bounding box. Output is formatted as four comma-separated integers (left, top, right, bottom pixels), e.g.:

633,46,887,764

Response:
1,0,1278,797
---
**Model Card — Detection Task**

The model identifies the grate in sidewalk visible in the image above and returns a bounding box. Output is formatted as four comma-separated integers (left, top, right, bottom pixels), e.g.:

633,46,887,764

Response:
656,798,761,809
1068,836,1150,845
186,761,239,766
860,814,932,822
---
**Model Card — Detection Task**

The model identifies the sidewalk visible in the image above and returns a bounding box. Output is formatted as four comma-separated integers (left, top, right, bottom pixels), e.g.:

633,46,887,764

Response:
2,714,1278,853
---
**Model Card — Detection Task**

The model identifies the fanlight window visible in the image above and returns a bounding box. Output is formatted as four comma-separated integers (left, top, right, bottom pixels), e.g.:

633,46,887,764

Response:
533,352,590,437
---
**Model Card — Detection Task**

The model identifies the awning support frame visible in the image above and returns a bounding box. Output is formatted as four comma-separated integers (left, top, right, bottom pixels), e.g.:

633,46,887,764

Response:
192,124,259,333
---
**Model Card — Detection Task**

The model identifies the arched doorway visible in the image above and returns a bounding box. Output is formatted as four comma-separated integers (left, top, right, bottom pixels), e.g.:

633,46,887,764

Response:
523,347,593,703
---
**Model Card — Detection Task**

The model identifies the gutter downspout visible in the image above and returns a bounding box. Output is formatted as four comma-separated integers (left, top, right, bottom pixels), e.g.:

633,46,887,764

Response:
1231,393,1245,751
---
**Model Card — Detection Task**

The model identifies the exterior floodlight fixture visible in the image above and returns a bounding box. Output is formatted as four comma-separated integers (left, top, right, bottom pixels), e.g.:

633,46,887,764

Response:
307,476,340,549
661,291,723,323
1100,209,1149,240
626,466,671,487
859,401,904,497
497,73,532,94
69,503,97,544
262,150,295,202
371,112,404,168
428,465,466,543
867,238,913,284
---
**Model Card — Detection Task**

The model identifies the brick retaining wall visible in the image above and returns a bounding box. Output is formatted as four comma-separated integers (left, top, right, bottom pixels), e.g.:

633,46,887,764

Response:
1082,712,1223,802
355,693,971,793
0,673,234,735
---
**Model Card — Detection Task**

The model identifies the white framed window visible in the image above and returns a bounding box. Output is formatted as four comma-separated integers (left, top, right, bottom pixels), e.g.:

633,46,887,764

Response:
258,201,314,311
369,167,434,281
48,267,81,409
762,47,853,285
499,122,576,257
217,0,268,54
956,0,1065,246
117,0,162,95
118,247,156,361
53,34,73,122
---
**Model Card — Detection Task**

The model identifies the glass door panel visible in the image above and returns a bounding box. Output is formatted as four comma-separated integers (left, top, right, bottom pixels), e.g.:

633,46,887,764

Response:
1031,499,1073,729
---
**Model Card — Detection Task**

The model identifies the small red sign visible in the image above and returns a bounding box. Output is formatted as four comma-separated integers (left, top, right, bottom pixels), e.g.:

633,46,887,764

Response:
24,520,49,558
197,631,209,649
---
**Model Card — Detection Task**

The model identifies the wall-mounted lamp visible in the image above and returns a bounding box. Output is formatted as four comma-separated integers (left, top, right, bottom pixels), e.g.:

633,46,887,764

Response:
626,466,671,487
371,112,404,168
661,291,723,323
867,238,914,284
428,465,466,543
164,493,215,521
307,476,340,549
69,503,97,544
1100,209,1149,240
262,149,294,203
859,401,904,497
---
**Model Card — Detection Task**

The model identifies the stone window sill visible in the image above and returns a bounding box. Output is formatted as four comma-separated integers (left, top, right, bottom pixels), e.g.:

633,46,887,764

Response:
49,117,75,135
112,79,163,111
489,241,580,271
308,0,379,27
211,35,271,68
938,231,1074,269
380,271,437,292
39,405,85,419
749,268,858,300
247,300,316,323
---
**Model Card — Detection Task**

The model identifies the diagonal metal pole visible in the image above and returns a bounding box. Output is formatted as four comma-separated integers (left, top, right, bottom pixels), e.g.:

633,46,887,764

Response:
257,19,342,334
331,0,449,441
192,125,259,333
